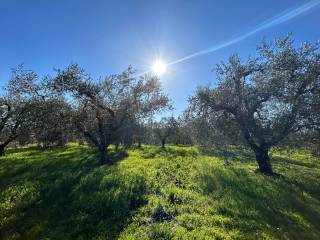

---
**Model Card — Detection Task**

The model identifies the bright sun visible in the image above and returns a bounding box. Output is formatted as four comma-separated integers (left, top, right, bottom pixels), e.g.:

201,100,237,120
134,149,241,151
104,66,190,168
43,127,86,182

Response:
152,60,167,76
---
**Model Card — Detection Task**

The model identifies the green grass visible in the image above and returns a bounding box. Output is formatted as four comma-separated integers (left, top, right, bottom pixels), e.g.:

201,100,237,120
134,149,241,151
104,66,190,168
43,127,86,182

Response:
0,144,319,239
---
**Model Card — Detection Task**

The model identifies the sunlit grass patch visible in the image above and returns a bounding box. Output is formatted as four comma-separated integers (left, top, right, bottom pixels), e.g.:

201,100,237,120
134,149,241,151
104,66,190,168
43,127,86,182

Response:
0,145,319,239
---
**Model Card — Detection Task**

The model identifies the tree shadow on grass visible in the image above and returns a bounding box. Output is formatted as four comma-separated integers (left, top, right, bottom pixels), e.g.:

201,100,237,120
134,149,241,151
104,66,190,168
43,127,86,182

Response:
199,163,320,239
273,155,320,169
6,145,70,155
141,145,199,159
108,147,129,164
201,145,255,163
272,154,320,201
0,146,148,240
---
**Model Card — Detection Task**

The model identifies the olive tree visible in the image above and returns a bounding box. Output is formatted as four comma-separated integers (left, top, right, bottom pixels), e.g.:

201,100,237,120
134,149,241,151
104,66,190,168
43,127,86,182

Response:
154,117,178,149
0,66,41,155
190,36,320,175
51,64,170,165
185,108,243,148
31,98,73,147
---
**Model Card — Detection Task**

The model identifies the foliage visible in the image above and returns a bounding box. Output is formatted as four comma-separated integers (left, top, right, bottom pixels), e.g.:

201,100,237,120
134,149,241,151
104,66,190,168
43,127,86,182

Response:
189,36,320,174
154,117,179,149
0,65,41,155
50,64,170,164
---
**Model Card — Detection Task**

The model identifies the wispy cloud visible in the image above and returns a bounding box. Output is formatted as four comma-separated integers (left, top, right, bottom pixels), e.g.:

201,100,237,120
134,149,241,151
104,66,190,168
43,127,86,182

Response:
168,0,320,66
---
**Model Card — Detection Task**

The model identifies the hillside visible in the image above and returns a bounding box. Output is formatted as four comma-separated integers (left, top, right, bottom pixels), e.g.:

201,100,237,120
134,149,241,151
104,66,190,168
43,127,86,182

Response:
0,145,320,239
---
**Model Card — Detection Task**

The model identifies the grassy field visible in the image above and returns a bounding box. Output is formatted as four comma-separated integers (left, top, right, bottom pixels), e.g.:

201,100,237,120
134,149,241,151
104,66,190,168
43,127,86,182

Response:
0,144,319,240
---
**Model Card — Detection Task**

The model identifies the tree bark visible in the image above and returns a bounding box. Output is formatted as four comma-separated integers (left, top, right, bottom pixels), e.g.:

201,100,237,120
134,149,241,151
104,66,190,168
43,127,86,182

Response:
98,144,112,165
254,147,273,175
0,136,18,157
161,139,165,149
0,145,5,156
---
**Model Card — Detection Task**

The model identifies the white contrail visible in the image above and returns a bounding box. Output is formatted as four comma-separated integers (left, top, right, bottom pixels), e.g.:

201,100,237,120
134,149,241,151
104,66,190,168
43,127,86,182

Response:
167,0,320,66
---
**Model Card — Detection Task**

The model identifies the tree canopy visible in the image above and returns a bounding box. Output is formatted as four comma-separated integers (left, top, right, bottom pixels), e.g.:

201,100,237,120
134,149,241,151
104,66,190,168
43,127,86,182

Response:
190,36,320,174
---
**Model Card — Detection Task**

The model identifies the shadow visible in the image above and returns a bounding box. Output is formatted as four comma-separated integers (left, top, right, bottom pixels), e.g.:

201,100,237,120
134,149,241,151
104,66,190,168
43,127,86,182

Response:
108,148,129,164
6,145,69,155
141,145,199,159
0,145,148,240
272,154,320,200
199,163,320,239
273,156,320,169
201,145,255,163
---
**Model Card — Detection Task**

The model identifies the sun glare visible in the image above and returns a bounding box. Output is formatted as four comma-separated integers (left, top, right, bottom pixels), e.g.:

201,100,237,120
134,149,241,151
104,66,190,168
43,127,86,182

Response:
152,60,167,76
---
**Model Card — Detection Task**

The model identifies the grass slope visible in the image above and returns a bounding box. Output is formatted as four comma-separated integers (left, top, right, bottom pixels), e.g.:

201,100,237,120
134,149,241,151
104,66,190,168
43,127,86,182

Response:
0,145,319,239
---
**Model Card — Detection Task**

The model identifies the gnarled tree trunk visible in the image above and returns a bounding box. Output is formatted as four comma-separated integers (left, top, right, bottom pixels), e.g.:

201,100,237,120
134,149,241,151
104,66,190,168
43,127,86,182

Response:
0,145,5,156
98,144,112,165
161,139,165,149
137,137,142,148
254,147,273,175
0,135,18,157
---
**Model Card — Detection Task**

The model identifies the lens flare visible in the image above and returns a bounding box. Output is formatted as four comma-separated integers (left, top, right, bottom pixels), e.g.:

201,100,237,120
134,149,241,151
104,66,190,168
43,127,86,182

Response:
152,60,167,75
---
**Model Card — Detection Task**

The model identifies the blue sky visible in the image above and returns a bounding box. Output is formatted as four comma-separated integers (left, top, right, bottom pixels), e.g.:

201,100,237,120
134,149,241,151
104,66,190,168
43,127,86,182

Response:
1,0,319,115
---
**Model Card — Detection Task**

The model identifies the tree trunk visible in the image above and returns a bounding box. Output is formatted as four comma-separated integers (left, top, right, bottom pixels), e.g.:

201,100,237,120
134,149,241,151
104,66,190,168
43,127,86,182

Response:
254,147,273,175
0,135,18,157
98,144,112,165
161,139,165,149
0,145,5,156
